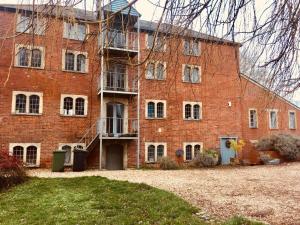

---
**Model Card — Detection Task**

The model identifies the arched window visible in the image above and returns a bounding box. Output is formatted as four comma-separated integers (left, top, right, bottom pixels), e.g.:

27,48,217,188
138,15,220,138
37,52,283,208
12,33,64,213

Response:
157,102,164,118
194,145,201,157
76,54,86,72
157,145,164,159
193,104,200,119
29,95,40,114
63,97,73,115
185,104,192,119
18,47,30,67
156,63,164,80
26,146,37,165
147,145,155,162
13,146,24,162
16,94,26,113
147,102,155,118
146,63,155,79
185,145,192,161
62,145,72,165
65,52,75,71
31,49,42,67
75,97,85,115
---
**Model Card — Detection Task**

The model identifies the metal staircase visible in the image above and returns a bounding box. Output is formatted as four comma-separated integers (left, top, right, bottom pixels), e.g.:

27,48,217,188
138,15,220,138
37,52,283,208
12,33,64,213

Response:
78,121,99,152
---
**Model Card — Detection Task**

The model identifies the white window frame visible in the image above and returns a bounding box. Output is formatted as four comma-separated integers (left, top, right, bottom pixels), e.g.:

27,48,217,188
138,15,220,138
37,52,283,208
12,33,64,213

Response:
58,143,86,166
14,44,45,69
16,13,46,35
63,21,88,41
145,100,167,119
146,33,167,52
248,108,258,128
183,39,201,56
9,143,41,167
182,64,201,83
183,142,203,161
11,91,43,115
62,49,89,73
183,101,202,120
145,142,167,163
60,94,88,117
288,110,297,129
145,61,167,80
268,109,279,129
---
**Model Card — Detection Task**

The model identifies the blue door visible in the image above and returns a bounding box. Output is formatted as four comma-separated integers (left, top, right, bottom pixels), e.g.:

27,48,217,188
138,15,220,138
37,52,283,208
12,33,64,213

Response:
220,138,237,165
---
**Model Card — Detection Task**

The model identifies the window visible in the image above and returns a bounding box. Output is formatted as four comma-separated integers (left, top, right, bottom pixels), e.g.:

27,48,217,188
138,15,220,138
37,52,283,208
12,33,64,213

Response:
146,100,167,119
15,45,45,69
16,14,46,35
269,109,278,129
59,143,85,166
183,39,200,56
62,50,88,73
12,91,43,115
183,65,201,83
249,109,258,128
289,111,296,129
145,143,167,162
9,143,41,167
183,143,203,161
60,95,88,116
183,102,202,120
63,22,87,41
146,33,166,51
145,61,166,80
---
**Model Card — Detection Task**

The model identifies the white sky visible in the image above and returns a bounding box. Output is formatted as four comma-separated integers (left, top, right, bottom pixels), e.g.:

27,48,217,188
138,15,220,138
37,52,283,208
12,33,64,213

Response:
0,0,299,104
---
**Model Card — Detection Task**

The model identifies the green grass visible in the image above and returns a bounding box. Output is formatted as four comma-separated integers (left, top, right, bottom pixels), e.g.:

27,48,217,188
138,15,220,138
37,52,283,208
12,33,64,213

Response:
0,177,264,225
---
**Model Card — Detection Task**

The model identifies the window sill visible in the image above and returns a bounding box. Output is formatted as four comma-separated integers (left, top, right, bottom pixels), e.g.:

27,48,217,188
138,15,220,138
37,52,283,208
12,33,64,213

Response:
25,165,39,168
14,65,44,70
182,81,201,84
145,78,166,81
145,161,157,164
12,113,42,116
249,127,258,129
16,31,45,36
62,69,88,74
183,118,201,121
60,114,87,118
146,117,166,120
183,53,200,57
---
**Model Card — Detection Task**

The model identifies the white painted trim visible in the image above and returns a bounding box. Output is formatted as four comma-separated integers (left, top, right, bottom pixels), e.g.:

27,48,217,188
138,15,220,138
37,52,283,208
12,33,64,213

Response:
288,110,297,129
145,60,167,80
11,91,43,115
145,99,167,119
182,39,201,56
248,108,258,128
9,143,41,167
145,142,167,163
60,94,88,116
183,142,203,161
268,109,279,129
58,143,86,166
182,64,201,83
183,101,202,120
14,44,45,69
62,49,89,73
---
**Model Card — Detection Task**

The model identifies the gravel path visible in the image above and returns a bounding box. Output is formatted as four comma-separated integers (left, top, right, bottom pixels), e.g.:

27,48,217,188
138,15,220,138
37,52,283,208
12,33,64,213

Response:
28,163,300,225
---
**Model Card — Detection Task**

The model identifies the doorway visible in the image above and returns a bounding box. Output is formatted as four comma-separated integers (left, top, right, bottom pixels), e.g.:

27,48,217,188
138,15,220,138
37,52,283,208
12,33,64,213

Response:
220,137,237,165
106,102,124,135
106,144,124,170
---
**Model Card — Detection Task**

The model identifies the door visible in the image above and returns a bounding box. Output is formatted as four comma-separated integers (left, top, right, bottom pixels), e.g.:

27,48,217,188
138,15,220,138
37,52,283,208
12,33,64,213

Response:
106,144,124,170
106,102,124,135
107,64,126,91
220,137,237,165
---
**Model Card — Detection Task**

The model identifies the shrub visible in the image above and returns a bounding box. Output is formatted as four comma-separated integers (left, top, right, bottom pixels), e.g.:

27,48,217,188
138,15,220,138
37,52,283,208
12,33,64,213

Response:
191,149,219,167
158,156,179,170
256,134,300,161
0,150,27,191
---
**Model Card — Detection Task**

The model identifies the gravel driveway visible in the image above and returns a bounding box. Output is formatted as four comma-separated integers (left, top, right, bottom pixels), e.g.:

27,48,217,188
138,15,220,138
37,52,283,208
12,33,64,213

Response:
28,163,300,225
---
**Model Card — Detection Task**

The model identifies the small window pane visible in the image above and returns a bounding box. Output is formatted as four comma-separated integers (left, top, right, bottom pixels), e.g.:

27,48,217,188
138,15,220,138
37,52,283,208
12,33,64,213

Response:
185,104,192,119
16,94,26,113
186,145,192,161
64,97,73,115
62,145,72,165
31,49,42,67
77,23,86,41
250,110,257,128
183,40,189,54
75,98,85,115
146,63,155,79
194,145,201,157
156,63,164,80
270,111,277,129
192,40,199,55
65,53,75,71
147,145,155,162
147,102,155,118
191,67,199,83
157,145,164,159
147,33,154,48
289,112,296,129
77,54,86,72
13,146,24,162
26,146,37,165
29,95,40,114
155,36,164,51
18,48,30,67
184,66,191,82
157,102,164,118
193,104,200,119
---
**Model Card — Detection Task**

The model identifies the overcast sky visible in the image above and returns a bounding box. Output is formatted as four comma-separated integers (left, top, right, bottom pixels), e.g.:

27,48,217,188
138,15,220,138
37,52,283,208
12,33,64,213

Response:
0,0,299,104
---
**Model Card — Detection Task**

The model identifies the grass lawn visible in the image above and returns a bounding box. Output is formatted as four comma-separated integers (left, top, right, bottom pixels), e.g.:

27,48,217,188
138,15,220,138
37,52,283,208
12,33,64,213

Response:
0,177,264,225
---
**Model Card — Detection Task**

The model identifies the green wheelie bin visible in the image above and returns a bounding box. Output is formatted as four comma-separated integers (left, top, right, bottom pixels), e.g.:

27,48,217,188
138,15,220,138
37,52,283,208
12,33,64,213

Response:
52,150,66,172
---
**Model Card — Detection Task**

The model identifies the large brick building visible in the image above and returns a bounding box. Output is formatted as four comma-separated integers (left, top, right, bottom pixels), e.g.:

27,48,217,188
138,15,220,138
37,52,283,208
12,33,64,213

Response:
0,1,299,169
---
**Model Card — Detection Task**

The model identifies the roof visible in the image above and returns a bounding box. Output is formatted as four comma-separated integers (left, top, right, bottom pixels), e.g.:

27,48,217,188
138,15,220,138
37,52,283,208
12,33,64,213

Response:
102,0,140,17
240,73,300,111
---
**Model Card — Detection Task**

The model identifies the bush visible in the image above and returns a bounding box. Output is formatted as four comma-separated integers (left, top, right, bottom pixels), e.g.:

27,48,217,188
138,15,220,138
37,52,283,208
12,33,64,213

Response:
256,134,300,160
0,150,27,191
158,156,179,170
191,149,219,167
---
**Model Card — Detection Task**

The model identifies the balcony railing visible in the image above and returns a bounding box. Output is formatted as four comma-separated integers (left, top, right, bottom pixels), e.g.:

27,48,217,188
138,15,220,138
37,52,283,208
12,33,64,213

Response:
101,29,138,51
98,71,138,93
97,117,138,138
